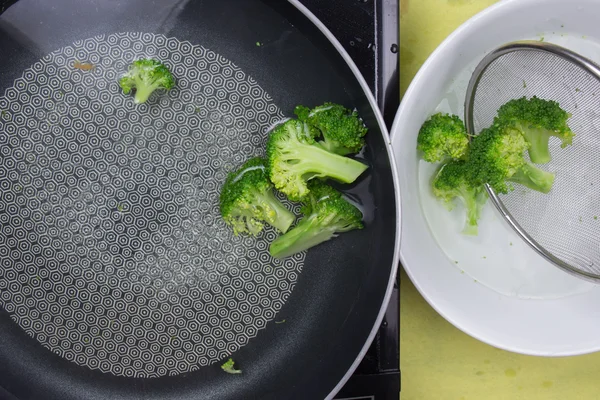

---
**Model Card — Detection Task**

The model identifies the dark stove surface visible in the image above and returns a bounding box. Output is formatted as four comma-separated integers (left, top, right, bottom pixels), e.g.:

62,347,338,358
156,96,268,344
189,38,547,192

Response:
298,1,399,399
299,0,399,129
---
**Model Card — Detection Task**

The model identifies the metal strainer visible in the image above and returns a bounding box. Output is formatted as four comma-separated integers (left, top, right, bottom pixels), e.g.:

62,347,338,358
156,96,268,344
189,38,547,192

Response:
465,40,600,282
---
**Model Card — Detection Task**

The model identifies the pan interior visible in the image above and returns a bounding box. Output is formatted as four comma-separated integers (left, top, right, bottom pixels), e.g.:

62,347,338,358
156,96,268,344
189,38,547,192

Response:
0,31,306,378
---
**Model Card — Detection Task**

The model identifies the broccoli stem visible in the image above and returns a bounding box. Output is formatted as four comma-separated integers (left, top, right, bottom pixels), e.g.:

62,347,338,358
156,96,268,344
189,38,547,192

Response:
256,190,295,233
462,222,478,236
246,217,263,235
317,140,353,156
284,143,368,183
462,195,480,236
269,216,335,259
508,163,555,194
133,81,159,104
521,127,552,164
461,188,486,236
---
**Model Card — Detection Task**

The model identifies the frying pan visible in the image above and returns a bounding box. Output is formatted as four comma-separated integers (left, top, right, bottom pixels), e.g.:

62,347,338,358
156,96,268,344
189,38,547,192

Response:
0,0,400,399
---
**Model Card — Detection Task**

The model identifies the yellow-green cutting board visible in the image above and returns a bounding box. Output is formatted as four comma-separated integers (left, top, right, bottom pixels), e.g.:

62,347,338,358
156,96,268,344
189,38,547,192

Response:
399,1,600,399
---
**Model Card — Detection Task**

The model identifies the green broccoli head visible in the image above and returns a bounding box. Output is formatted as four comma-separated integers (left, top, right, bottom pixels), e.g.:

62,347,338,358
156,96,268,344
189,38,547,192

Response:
469,124,555,194
119,58,175,104
494,96,574,163
266,119,368,201
294,102,367,155
219,157,295,236
269,180,364,259
468,125,528,193
417,112,470,163
432,160,488,235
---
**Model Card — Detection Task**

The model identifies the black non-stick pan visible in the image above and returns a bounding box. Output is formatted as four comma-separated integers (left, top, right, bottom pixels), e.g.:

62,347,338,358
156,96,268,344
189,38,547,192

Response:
0,1,400,399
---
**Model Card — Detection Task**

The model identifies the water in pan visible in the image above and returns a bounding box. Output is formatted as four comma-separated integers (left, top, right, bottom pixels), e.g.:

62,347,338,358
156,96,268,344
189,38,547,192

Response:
417,33,600,299
0,32,306,378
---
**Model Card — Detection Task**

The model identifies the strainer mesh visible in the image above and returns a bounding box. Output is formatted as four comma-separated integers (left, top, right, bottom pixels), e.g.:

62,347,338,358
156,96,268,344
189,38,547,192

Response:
471,49,600,276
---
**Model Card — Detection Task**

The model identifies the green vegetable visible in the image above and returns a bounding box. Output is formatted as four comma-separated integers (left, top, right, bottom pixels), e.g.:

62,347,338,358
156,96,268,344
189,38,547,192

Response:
266,119,368,201
294,102,367,155
494,96,574,164
432,160,488,236
220,157,295,236
269,180,363,259
417,112,469,163
221,358,242,374
468,124,555,194
119,58,175,104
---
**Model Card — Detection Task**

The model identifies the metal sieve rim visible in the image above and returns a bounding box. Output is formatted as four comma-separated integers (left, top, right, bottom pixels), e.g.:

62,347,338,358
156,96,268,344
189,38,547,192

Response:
464,40,600,283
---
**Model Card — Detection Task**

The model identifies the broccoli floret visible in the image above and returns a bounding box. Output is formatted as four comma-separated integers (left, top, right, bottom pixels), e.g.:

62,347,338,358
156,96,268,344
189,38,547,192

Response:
494,96,574,164
432,161,488,235
294,102,367,155
469,125,555,194
219,157,295,236
119,58,175,104
269,180,363,259
221,358,242,374
417,112,470,163
266,119,368,201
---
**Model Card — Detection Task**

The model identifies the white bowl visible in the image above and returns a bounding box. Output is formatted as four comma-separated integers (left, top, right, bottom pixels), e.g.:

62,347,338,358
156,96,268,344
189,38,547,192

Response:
393,0,600,356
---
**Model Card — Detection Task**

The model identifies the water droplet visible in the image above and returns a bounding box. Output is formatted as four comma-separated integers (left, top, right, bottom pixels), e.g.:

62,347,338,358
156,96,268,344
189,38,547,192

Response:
391,44,399,54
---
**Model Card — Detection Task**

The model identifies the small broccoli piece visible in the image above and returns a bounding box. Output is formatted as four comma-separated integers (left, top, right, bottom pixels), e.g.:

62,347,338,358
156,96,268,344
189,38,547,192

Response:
269,180,363,259
221,358,242,374
417,112,469,163
266,119,368,201
119,58,175,104
433,161,488,235
469,125,555,194
494,96,574,164
294,102,367,155
220,157,295,236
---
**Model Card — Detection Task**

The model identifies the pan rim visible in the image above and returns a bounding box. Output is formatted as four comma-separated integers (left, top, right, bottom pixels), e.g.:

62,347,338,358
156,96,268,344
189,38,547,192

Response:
287,1,402,398
0,0,402,396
